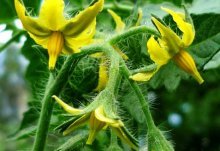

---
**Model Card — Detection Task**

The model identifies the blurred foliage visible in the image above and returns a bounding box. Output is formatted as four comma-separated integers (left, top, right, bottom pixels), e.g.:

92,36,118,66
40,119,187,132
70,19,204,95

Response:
0,0,220,151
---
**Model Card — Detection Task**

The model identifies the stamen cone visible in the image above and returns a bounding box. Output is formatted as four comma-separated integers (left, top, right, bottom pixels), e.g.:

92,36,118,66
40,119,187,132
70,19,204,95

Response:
48,31,64,70
173,50,204,84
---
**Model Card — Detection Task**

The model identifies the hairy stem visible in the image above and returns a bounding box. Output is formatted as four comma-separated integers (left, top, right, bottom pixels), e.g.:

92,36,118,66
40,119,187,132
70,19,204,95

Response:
32,45,103,151
120,60,155,129
105,46,120,93
109,26,159,45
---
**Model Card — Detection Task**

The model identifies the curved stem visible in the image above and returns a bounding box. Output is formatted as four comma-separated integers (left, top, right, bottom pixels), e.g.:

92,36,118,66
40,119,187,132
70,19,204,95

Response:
120,60,155,129
109,26,159,45
32,45,103,151
104,2,133,12
105,46,120,93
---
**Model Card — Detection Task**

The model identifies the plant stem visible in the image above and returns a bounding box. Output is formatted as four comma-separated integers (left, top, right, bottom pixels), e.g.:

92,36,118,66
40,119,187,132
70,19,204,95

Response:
105,46,120,93
104,2,133,12
32,46,103,151
120,60,155,129
131,64,157,74
109,26,159,45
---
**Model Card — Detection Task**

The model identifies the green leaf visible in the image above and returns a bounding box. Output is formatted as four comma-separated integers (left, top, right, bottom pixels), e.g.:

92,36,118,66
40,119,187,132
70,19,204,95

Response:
149,62,189,91
0,0,16,23
190,0,220,14
9,126,36,140
189,14,220,69
203,50,220,70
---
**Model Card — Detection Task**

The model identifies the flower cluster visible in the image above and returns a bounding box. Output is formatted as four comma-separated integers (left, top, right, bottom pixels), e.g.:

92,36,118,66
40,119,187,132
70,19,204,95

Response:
15,0,204,150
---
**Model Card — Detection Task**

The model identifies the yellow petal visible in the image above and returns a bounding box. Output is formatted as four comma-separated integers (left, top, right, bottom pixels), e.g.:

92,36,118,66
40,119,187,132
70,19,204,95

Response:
135,8,143,26
62,0,104,36
64,20,96,53
52,95,83,115
152,17,182,55
94,106,123,127
87,112,106,144
28,32,49,49
130,71,156,82
39,0,67,30
113,46,129,60
86,129,97,145
94,57,109,92
130,36,171,82
107,9,125,33
47,32,64,69
14,0,50,36
148,36,171,66
112,127,138,150
63,114,90,135
161,7,195,46
173,50,204,84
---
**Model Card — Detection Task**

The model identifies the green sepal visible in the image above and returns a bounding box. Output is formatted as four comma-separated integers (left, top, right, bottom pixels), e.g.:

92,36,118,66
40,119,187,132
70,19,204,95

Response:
56,131,88,151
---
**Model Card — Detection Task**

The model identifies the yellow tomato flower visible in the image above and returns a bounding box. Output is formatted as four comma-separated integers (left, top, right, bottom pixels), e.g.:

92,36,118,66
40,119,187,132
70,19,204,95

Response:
52,95,138,150
15,0,104,69
131,7,204,84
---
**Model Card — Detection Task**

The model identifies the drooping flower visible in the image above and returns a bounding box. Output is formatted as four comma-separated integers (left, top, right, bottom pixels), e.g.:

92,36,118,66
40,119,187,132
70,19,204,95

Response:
52,95,138,150
131,7,204,84
15,0,104,69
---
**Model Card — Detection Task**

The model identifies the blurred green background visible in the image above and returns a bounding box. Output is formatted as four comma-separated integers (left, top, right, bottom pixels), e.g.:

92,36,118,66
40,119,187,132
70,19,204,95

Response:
0,0,220,150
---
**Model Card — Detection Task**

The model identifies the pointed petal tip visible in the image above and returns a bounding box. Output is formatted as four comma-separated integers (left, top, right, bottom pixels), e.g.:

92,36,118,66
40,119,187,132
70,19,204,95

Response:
63,130,71,136
193,71,204,84
86,130,97,145
48,56,57,70
52,95,57,99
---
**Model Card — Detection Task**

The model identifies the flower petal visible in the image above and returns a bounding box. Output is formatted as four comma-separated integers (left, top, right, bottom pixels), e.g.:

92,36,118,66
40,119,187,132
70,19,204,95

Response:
94,106,123,127
161,7,195,46
148,36,171,66
62,0,104,36
135,8,143,26
94,57,109,92
14,0,50,36
152,17,182,55
87,112,106,144
130,71,157,82
112,127,138,150
107,9,125,33
130,36,171,82
64,20,96,53
39,0,67,30
52,95,83,115
28,33,49,49
113,46,129,60
63,114,90,135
